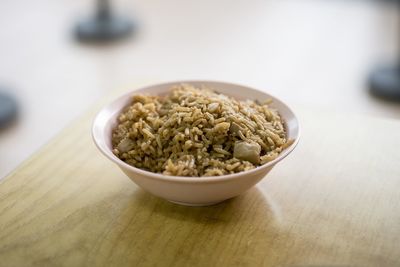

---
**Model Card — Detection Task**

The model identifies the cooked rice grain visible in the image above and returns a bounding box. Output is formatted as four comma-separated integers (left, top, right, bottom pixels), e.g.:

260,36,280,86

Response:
112,84,289,177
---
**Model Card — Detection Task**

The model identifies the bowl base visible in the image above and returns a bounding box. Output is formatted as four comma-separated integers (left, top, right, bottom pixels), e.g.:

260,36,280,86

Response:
167,200,224,206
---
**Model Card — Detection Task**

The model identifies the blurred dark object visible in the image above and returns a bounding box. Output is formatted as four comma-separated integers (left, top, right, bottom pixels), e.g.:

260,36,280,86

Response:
369,65,400,101
0,91,18,130
369,0,400,102
75,0,134,43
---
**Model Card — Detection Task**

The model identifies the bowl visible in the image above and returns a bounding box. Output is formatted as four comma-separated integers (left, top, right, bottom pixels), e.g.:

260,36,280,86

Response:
92,81,300,206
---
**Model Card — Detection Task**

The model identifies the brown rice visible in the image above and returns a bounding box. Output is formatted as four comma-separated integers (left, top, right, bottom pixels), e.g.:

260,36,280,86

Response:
112,84,290,177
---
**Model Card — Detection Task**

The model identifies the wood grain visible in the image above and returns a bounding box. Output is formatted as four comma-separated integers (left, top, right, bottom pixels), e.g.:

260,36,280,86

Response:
0,105,399,267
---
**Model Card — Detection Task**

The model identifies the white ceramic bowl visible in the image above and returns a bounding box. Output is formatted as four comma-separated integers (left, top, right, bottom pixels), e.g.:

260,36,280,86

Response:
92,81,300,206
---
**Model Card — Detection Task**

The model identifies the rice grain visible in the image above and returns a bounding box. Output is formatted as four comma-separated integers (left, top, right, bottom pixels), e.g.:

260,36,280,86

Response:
112,84,290,177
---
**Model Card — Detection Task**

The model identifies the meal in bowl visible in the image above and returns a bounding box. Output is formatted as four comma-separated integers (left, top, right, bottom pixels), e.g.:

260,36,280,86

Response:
112,84,292,177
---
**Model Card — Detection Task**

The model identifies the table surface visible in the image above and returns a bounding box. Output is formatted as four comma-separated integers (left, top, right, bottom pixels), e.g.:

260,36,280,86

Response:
0,96,399,267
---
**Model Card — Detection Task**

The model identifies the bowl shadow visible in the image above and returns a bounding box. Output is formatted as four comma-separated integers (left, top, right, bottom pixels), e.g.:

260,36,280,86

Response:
132,186,279,225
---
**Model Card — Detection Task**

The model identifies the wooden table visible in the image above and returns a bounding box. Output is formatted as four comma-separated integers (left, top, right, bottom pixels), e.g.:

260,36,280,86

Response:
0,101,399,267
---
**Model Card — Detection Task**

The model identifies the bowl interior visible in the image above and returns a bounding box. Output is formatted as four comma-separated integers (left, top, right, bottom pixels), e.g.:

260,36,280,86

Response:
92,81,300,179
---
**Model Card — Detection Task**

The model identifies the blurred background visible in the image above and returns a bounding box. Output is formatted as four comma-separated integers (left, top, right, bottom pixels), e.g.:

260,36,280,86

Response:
1,0,399,179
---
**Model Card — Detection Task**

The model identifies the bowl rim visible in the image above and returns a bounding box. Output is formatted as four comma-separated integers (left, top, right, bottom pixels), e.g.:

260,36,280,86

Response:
92,80,301,183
